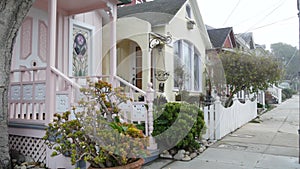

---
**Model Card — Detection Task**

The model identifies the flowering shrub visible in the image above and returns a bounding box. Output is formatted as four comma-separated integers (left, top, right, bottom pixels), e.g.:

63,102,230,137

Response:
43,80,148,168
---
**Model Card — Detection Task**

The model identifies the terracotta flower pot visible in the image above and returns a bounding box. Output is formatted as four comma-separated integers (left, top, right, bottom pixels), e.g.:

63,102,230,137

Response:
88,158,144,169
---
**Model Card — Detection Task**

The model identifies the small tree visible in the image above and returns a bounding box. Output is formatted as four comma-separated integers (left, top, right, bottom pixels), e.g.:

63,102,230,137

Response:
218,50,282,107
174,57,190,100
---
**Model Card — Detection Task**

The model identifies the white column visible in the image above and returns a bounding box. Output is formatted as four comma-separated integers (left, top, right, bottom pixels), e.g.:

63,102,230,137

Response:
45,0,57,123
109,4,117,87
48,0,56,67
146,82,157,150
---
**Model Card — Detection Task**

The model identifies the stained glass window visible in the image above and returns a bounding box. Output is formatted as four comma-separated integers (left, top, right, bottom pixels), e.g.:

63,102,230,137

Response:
72,25,89,77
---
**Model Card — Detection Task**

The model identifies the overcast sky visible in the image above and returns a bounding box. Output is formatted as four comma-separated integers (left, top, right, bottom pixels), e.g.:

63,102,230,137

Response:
197,0,299,50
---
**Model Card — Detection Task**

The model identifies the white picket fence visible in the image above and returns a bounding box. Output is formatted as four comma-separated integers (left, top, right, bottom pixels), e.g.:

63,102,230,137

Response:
203,95,257,140
268,84,282,104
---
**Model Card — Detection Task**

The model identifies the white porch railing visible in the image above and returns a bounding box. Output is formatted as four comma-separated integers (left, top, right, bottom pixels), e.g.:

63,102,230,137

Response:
69,75,152,136
9,68,154,138
9,67,158,166
8,67,82,124
268,84,282,104
9,67,47,124
204,95,257,140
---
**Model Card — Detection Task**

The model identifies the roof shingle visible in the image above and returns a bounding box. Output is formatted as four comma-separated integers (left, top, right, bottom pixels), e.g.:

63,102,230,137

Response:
207,27,232,48
118,0,187,26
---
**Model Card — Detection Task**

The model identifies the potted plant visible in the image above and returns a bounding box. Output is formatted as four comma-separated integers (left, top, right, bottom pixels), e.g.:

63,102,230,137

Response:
43,80,149,168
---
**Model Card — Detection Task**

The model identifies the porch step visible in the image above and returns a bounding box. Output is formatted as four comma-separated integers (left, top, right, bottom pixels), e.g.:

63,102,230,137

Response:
143,149,160,164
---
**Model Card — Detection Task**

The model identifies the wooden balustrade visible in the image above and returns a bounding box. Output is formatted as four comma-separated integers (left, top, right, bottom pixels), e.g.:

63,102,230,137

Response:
9,67,47,124
8,68,155,149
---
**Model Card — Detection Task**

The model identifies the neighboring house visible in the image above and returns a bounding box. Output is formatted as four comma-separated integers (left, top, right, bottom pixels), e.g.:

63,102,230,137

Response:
113,0,211,101
8,0,132,168
236,32,256,51
206,27,278,106
205,26,238,98
206,26,237,52
254,43,270,56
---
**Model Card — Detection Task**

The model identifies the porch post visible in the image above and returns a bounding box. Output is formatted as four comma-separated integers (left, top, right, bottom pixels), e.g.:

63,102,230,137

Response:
109,3,117,87
45,0,57,123
146,82,157,150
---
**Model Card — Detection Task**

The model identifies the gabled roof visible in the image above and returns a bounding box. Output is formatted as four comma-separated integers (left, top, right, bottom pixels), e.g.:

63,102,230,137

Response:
117,0,187,26
207,27,233,48
238,32,253,44
237,32,255,49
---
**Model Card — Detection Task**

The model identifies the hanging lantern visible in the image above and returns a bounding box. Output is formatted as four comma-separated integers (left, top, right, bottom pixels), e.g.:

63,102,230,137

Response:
155,70,170,81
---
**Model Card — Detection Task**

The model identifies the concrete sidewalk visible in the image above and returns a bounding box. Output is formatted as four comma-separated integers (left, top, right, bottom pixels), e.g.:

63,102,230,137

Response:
144,96,300,169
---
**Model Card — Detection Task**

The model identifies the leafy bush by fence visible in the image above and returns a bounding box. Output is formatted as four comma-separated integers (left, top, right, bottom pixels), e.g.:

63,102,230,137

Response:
152,102,205,152
282,88,296,101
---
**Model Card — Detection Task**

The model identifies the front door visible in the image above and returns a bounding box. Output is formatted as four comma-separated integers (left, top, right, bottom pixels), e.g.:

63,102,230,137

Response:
12,7,48,70
131,46,142,89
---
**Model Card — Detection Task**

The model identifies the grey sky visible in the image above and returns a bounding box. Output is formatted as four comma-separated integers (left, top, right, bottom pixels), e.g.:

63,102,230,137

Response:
198,0,299,50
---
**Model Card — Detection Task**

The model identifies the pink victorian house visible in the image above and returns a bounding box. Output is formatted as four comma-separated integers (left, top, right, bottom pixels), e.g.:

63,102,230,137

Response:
8,0,157,168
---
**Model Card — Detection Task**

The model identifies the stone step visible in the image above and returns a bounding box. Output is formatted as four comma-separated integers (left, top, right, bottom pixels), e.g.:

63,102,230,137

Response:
143,149,160,164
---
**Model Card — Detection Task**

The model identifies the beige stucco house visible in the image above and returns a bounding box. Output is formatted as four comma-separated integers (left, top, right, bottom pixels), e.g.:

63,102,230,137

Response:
104,0,212,101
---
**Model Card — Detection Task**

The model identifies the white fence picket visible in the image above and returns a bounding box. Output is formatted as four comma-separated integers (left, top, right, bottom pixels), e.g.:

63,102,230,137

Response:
204,95,257,140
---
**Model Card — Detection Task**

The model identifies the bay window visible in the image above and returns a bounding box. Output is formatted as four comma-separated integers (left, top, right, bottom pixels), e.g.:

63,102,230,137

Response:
173,40,202,92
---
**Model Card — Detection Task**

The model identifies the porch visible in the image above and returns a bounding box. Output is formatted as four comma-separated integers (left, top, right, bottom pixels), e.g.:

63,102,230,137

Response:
8,0,157,167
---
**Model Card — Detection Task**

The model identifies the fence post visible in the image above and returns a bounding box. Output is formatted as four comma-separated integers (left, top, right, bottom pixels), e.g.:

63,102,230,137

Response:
278,88,282,104
146,82,157,150
214,96,222,140
203,106,209,140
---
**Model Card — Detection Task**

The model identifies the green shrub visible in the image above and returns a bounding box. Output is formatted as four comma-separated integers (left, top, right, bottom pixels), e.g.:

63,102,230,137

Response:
282,88,294,99
153,95,168,107
257,103,264,108
281,93,287,101
152,102,205,152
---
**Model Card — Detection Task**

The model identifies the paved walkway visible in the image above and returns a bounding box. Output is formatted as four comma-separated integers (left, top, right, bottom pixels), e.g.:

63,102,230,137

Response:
144,96,300,169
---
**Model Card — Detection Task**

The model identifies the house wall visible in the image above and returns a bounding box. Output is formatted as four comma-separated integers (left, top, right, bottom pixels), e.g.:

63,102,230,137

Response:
116,40,132,81
103,17,151,90
151,26,168,93
161,1,207,101
56,12,69,75
223,36,233,48
12,5,104,78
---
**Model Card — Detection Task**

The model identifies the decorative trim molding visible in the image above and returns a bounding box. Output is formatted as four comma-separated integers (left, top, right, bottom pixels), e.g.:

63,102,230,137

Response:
23,85,33,100
56,94,69,113
38,20,48,62
20,17,33,60
10,85,21,100
35,83,46,100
